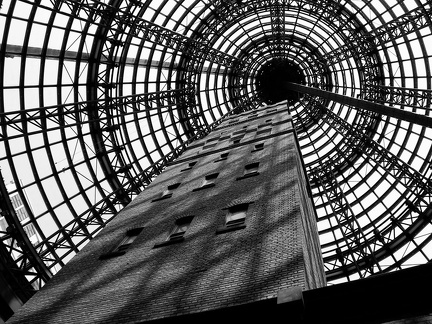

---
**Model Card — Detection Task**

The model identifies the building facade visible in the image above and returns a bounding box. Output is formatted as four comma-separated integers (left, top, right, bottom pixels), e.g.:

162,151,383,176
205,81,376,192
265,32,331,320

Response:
3,183,40,253
7,102,326,323
0,182,44,323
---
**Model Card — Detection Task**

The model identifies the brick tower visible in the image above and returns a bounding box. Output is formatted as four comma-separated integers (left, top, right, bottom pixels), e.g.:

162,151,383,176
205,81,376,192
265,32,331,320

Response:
7,102,325,323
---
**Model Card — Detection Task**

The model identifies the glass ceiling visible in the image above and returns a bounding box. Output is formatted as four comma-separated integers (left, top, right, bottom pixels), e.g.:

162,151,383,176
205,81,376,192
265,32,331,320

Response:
1,0,432,290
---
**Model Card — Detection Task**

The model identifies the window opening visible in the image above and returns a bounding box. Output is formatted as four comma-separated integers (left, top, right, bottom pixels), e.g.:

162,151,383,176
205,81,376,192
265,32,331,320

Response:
216,203,251,234
116,228,142,252
215,152,229,162
203,173,218,186
163,183,180,197
154,216,194,248
203,144,217,150
237,162,260,180
257,127,272,136
233,129,246,136
206,137,219,143
226,205,247,227
100,227,143,259
181,161,197,172
193,173,219,191
252,143,264,152
152,183,181,201
203,138,218,149
231,133,244,144
168,217,193,241
245,162,259,175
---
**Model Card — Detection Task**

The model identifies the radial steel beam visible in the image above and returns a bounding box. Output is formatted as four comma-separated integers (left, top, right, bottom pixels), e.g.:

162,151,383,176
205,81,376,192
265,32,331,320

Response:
270,2,285,57
286,82,432,128
372,4,432,44
362,84,432,111
319,4,431,66
53,0,240,69
0,89,191,141
3,45,205,70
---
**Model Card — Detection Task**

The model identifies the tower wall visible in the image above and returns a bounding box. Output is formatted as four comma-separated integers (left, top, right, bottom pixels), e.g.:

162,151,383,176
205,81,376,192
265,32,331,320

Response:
7,102,325,323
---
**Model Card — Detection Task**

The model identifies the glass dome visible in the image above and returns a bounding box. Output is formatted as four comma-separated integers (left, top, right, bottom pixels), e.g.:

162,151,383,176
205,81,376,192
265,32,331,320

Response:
1,0,432,292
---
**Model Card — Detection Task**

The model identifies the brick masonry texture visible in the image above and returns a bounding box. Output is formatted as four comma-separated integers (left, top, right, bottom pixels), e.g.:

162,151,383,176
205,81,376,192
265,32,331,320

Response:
8,103,326,324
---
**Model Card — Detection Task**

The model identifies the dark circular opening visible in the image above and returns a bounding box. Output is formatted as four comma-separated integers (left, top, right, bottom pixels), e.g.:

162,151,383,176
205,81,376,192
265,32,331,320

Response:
256,59,305,105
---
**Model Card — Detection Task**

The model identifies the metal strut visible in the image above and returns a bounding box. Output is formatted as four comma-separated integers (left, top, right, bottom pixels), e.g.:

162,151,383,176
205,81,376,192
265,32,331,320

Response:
286,83,432,128
0,172,52,294
304,97,432,280
362,84,432,112
372,4,432,45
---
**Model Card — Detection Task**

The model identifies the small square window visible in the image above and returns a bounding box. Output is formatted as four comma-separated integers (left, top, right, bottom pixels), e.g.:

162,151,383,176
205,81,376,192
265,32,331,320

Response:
203,143,217,150
215,152,229,162
245,162,259,175
116,232,139,252
168,183,181,190
161,189,172,198
252,143,264,152
203,173,218,186
192,173,219,191
216,204,250,234
231,130,245,138
231,134,244,144
154,216,194,248
237,162,260,180
152,183,181,202
232,129,246,136
226,207,247,227
168,220,191,240
181,161,197,172
206,137,219,143
169,223,189,240
99,227,143,259
256,128,272,136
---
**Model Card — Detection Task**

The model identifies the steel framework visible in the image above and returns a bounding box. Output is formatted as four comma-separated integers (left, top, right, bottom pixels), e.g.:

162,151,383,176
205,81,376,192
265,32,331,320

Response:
1,0,432,301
